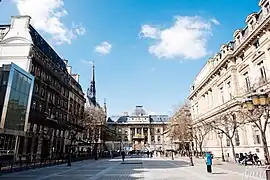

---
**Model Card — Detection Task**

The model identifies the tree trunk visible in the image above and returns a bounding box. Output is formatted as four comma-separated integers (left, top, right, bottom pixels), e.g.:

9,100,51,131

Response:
261,131,270,165
230,138,237,163
199,143,203,157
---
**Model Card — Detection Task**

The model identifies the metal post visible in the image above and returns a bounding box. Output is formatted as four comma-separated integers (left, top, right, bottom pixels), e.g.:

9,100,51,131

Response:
67,145,71,166
220,139,225,162
171,138,174,160
189,141,194,166
218,132,225,162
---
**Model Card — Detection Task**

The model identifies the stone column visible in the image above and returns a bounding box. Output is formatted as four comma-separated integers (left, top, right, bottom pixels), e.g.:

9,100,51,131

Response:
148,128,151,144
128,128,131,142
141,128,144,136
37,126,43,156
50,129,55,158
23,137,28,154
135,128,137,136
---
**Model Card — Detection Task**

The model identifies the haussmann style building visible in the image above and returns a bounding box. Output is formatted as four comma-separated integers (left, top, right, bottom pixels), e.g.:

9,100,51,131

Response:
0,16,86,159
189,0,270,162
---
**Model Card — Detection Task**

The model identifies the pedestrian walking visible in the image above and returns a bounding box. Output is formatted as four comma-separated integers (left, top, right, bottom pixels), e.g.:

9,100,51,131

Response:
205,152,213,173
121,150,125,162
147,150,149,158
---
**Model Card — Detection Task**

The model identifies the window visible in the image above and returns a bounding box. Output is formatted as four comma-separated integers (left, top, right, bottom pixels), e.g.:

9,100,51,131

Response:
254,129,261,144
244,72,251,91
39,103,43,112
35,67,40,77
32,101,36,109
220,87,224,103
258,62,267,82
157,136,161,143
34,84,39,93
227,82,232,100
157,128,160,133
151,136,155,143
254,39,260,49
31,64,35,74
41,87,45,97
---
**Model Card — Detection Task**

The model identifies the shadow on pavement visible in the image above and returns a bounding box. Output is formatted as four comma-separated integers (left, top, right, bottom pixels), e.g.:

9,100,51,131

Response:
0,158,191,180
212,172,228,175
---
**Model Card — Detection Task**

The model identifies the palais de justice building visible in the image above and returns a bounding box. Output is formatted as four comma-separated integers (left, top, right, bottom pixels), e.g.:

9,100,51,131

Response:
106,106,170,152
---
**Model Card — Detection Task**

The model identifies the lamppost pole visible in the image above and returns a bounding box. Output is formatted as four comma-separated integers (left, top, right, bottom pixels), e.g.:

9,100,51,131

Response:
188,127,194,166
171,135,174,160
217,131,225,162
244,90,270,164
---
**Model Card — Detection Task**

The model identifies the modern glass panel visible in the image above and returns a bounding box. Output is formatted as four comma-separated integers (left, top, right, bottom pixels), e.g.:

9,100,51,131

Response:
5,69,33,131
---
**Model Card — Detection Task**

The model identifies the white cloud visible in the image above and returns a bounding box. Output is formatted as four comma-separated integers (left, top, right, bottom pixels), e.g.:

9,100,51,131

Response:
139,25,160,39
14,0,85,45
210,18,220,25
140,16,219,60
81,59,93,64
95,41,112,55
72,23,86,36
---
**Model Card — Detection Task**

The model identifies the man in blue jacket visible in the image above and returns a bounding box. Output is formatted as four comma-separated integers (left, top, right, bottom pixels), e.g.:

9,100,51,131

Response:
205,152,213,173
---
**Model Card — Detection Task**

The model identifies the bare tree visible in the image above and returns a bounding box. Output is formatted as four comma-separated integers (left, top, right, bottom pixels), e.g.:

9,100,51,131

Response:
169,103,193,152
192,125,210,156
236,73,270,164
204,110,246,163
237,103,270,164
170,104,190,139
79,105,106,149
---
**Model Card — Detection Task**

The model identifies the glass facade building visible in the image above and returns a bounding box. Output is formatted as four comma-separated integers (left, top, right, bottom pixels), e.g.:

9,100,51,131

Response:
4,68,33,130
0,63,34,153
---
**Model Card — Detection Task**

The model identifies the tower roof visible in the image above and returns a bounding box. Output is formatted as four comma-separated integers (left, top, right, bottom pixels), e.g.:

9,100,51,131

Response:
87,61,97,106
131,105,147,116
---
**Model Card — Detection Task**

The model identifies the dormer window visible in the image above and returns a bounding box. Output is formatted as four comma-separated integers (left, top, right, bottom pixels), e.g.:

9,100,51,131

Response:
254,39,260,49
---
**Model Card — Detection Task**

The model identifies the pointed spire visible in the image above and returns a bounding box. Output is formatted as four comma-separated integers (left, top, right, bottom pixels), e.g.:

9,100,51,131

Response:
87,60,97,106
104,98,107,116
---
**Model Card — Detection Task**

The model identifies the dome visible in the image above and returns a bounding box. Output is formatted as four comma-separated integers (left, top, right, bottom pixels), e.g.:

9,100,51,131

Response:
131,105,147,116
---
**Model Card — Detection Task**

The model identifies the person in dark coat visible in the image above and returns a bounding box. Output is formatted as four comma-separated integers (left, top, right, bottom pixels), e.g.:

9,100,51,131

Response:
205,152,213,173
121,150,125,161
147,150,150,158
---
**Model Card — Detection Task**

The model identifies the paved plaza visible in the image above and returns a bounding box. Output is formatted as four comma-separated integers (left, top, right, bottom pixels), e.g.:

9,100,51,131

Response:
0,156,259,180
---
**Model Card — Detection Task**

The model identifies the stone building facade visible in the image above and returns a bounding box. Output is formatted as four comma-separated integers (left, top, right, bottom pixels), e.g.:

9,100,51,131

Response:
0,16,85,158
106,106,170,152
189,0,270,161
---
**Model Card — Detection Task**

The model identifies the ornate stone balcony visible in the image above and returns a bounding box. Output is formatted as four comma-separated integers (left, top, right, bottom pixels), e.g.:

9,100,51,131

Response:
132,134,145,140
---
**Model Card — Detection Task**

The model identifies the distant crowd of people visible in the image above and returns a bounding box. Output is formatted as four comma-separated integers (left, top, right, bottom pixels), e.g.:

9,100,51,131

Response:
238,152,262,166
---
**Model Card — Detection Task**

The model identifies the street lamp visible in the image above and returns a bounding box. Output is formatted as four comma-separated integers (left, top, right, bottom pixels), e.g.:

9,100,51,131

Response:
188,126,194,166
243,90,269,111
243,89,270,165
170,133,174,160
67,129,76,166
217,131,225,162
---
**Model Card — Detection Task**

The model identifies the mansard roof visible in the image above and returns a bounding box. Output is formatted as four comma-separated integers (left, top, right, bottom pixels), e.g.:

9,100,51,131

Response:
149,115,169,122
29,25,67,74
117,116,128,123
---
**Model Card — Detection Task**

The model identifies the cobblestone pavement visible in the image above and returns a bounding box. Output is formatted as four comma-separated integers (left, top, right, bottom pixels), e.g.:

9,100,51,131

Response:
0,157,251,180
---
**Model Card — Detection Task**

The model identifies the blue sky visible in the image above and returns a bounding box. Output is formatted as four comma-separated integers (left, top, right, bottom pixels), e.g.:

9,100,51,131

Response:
0,0,261,116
